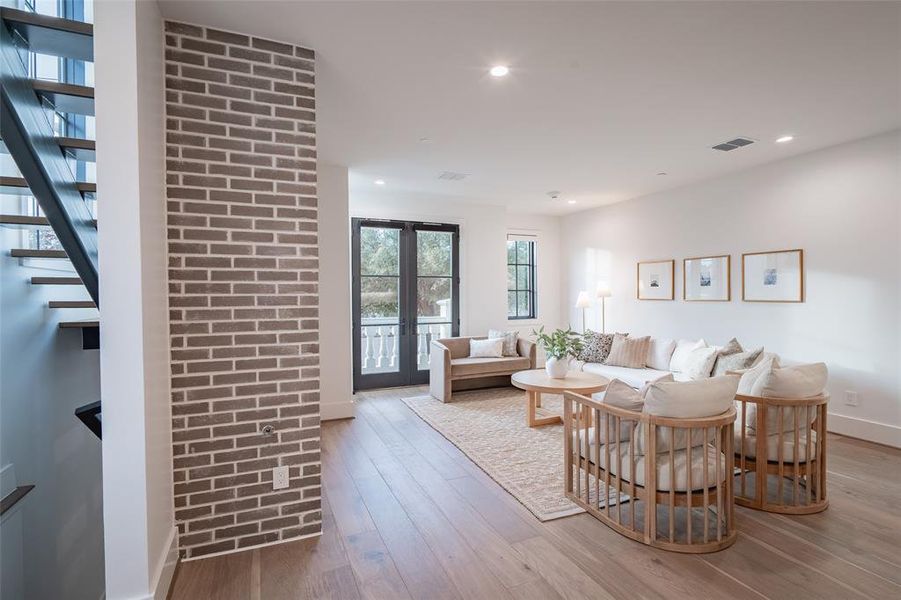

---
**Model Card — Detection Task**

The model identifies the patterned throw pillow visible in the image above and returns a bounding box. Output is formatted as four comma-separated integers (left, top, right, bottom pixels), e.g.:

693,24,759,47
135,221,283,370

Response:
488,329,519,357
712,347,763,376
576,330,619,363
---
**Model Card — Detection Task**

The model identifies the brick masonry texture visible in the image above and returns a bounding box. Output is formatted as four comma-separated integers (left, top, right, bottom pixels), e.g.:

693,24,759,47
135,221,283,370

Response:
164,21,320,560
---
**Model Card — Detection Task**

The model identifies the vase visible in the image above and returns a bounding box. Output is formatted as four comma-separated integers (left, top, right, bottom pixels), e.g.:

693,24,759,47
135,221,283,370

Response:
545,356,569,379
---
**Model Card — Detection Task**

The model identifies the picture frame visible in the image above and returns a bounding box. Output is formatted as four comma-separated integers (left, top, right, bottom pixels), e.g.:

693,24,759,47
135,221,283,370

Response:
683,255,731,302
742,249,804,302
637,259,675,300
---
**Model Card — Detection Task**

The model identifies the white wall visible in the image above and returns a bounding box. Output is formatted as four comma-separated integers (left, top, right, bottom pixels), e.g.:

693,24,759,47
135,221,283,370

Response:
562,131,901,445
350,192,564,355
318,164,354,419
95,1,177,598
0,237,104,599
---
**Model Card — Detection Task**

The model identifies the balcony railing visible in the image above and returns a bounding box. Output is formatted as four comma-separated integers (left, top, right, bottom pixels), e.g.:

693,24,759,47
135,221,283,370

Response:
360,317,452,375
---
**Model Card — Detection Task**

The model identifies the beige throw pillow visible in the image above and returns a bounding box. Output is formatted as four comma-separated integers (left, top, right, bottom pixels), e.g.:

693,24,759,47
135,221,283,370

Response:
605,335,651,369
741,362,828,433
634,375,740,454
594,379,643,443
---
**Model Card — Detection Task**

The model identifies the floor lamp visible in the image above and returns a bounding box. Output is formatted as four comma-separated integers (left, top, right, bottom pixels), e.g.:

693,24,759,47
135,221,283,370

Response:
575,291,591,333
596,282,611,334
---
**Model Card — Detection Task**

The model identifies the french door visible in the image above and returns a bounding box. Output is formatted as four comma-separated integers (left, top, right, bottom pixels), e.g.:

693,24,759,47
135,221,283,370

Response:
352,219,460,390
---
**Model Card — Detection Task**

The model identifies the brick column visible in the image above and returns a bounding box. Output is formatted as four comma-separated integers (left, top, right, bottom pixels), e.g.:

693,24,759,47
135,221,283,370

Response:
164,21,320,559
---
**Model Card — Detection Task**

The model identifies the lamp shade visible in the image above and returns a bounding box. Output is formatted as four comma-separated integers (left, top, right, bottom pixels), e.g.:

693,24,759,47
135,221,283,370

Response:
575,290,592,309
596,281,612,298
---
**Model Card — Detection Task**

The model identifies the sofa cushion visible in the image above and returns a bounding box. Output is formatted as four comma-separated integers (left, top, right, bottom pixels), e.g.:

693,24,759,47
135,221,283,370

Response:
646,337,676,370
582,363,671,389
669,339,707,372
488,329,519,357
605,334,651,368
470,338,504,358
451,356,530,377
734,423,818,462
580,442,728,492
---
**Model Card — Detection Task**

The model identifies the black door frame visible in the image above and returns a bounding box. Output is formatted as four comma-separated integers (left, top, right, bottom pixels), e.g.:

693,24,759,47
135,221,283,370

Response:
352,218,460,391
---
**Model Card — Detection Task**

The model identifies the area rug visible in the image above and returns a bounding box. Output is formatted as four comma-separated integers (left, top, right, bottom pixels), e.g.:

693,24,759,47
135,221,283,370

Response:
402,387,624,521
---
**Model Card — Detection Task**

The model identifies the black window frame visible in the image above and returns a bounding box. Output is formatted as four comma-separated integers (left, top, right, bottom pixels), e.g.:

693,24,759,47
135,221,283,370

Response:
507,237,537,320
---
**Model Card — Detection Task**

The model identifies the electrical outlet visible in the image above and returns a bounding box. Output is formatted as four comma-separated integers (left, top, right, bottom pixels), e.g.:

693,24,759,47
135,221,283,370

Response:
272,466,289,490
844,391,859,407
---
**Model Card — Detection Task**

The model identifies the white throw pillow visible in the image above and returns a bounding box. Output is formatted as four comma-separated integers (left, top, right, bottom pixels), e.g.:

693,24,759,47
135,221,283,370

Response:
736,355,777,394
669,339,707,372
682,346,719,380
646,337,677,371
742,362,828,433
469,338,504,358
635,375,740,454
488,329,519,357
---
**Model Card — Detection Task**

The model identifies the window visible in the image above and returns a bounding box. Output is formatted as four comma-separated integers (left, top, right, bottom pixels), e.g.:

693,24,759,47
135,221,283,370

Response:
507,235,537,319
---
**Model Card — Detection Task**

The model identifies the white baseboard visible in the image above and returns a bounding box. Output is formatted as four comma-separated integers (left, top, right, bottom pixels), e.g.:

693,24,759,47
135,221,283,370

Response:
152,526,179,600
321,399,355,421
828,412,901,448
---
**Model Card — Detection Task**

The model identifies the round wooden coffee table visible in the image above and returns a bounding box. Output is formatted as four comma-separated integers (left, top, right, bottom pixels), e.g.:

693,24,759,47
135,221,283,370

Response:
511,369,609,427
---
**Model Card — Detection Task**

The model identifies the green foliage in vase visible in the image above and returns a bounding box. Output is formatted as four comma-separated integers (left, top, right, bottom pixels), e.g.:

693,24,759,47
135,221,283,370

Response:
531,326,584,360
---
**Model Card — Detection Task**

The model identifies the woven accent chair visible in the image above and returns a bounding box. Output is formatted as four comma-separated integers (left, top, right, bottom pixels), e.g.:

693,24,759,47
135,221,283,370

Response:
733,392,829,514
564,391,737,553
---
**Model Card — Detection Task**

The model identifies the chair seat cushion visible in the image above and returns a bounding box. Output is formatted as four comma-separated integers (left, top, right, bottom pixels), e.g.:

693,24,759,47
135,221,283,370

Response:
734,424,817,462
451,356,530,377
582,363,673,388
581,442,728,492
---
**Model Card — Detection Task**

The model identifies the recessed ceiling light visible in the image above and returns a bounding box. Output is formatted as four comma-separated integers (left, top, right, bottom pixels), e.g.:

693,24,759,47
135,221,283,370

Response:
657,172,667,176
776,135,794,143
567,200,577,205
489,65,509,77
374,179,385,186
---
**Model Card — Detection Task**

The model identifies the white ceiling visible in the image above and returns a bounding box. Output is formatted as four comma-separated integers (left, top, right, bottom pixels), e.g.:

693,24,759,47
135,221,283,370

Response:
159,1,901,215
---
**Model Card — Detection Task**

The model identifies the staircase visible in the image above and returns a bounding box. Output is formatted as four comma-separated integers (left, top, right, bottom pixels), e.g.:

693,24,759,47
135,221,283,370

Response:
1,6,101,438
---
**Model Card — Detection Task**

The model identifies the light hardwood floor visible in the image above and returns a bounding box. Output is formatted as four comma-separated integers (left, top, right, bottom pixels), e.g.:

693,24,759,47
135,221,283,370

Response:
170,386,901,600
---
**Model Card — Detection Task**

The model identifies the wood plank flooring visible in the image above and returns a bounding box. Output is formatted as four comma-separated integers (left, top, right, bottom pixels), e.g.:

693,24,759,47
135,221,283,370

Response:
170,386,901,600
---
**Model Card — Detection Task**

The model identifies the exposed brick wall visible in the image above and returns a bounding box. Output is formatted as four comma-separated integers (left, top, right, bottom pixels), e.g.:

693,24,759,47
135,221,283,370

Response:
163,21,320,559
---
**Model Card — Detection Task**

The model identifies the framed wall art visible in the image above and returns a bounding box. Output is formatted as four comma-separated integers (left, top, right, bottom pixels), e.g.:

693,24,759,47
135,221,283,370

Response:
637,259,675,300
684,255,731,302
742,249,804,302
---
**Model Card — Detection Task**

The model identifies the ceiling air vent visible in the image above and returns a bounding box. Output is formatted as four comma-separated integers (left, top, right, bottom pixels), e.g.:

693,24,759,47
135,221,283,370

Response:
712,137,755,152
438,171,468,181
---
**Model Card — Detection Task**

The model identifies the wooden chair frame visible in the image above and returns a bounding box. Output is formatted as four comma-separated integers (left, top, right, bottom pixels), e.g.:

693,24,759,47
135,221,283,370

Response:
733,393,829,514
564,392,737,554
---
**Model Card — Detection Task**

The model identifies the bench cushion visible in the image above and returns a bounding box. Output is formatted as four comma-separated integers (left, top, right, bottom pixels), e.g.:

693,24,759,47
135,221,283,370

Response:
451,356,530,377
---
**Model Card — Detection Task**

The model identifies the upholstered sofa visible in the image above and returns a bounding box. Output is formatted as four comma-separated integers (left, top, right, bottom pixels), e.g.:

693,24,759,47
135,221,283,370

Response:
429,336,536,402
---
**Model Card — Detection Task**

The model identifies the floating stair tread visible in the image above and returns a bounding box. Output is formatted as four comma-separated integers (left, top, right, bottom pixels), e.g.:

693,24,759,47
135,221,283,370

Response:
49,300,96,308
31,79,94,116
0,176,96,194
57,137,96,161
32,276,82,285
59,320,98,329
10,248,68,259
1,7,93,62
0,214,97,228
0,214,47,226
